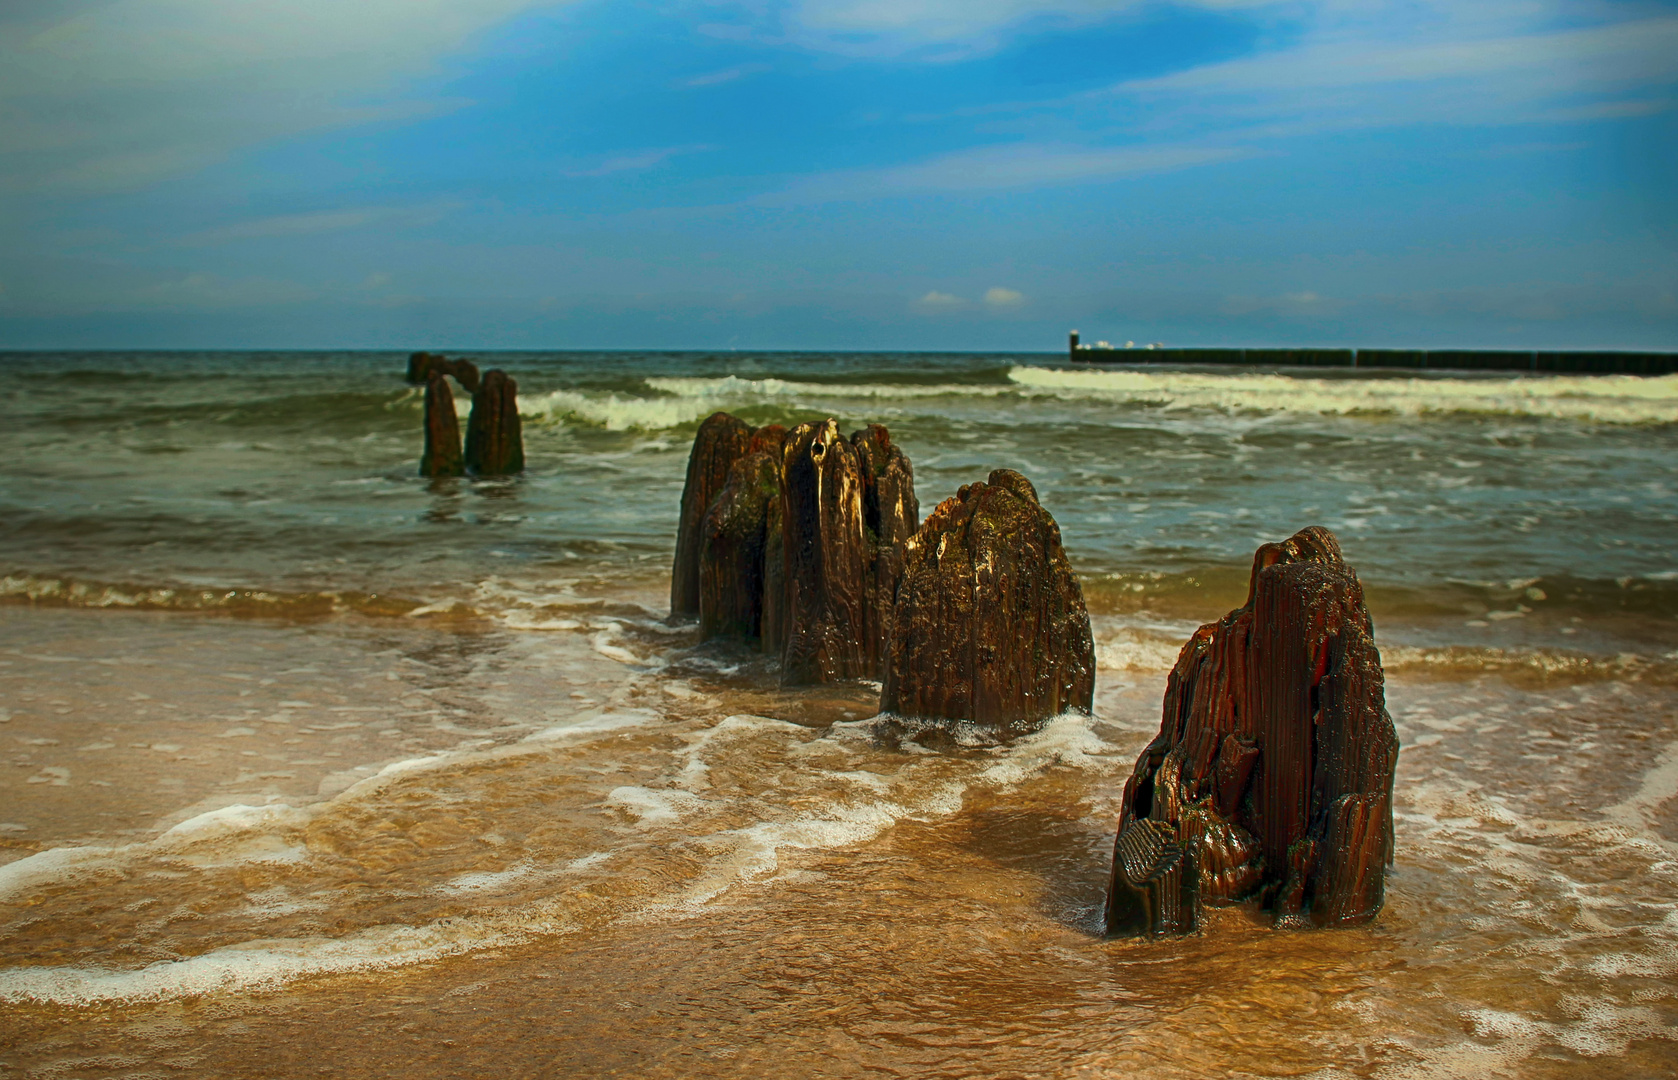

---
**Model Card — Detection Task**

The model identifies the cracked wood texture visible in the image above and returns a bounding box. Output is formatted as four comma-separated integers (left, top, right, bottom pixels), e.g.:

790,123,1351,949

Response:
851,424,919,667
463,369,524,476
881,469,1094,727
676,414,919,683
779,419,874,685
1104,526,1399,937
672,412,754,617
419,374,464,478
698,425,788,643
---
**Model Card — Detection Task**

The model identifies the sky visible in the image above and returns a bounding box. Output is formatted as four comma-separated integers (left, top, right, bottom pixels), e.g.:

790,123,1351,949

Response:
1,0,1675,351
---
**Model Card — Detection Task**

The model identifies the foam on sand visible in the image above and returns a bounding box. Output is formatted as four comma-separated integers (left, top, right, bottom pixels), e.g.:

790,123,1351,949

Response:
0,915,513,1006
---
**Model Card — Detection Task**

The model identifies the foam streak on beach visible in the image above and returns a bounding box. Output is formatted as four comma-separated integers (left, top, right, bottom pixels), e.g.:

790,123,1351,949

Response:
2,351,1676,1077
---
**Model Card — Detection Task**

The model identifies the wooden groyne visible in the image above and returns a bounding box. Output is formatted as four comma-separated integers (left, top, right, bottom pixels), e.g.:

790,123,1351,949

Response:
1066,334,1678,375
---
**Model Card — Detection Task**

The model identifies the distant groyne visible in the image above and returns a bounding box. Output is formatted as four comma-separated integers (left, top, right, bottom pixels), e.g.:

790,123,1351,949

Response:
1067,334,1678,376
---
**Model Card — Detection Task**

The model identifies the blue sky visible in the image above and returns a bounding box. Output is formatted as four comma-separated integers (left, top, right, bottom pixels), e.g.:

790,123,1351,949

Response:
1,0,1675,350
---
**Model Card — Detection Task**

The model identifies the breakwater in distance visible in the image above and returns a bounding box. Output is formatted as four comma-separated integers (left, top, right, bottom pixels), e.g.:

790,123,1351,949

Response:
1070,340,1678,375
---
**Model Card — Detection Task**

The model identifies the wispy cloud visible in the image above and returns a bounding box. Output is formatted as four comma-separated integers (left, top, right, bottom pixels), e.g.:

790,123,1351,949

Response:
0,0,567,192
565,145,715,177
130,272,317,310
894,7,1678,143
1463,140,1589,160
1121,17,1678,97
912,290,966,313
1219,290,1344,318
180,204,454,246
984,286,1024,308
706,0,1274,60
1534,98,1673,124
767,142,1249,202
682,63,772,88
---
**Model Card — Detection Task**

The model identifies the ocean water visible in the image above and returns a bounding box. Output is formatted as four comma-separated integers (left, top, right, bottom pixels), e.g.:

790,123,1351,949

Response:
1,350,1676,1077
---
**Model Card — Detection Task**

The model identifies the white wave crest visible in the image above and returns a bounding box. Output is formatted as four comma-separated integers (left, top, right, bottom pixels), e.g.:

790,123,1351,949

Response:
1007,367,1678,423
644,375,1008,402
519,389,718,431
516,377,1012,431
518,369,1678,430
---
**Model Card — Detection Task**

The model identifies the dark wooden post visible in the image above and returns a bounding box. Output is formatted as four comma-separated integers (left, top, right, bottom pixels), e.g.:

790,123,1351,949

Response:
463,369,524,476
671,412,754,617
419,374,465,477
698,425,789,642
407,352,443,383
442,357,480,395
881,468,1093,727
778,419,872,684
1104,526,1399,936
850,424,919,671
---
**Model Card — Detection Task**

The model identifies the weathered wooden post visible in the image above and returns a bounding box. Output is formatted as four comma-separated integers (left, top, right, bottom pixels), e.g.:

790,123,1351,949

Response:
881,469,1094,728
419,373,465,477
778,419,873,685
1104,526,1399,936
850,424,919,668
407,351,443,383
463,369,524,476
672,413,921,682
443,357,481,395
672,412,754,618
698,425,789,642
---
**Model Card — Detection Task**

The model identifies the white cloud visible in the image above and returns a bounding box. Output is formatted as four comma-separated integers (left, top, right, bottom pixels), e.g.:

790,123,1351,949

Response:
984,286,1024,308
0,0,567,192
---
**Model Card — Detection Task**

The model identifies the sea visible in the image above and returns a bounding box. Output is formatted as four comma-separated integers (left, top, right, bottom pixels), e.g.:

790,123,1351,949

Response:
1,350,1675,1077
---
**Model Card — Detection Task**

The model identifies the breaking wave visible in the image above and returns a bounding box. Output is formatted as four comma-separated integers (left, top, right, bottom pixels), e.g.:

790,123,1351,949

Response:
513,369,1678,431
1008,367,1678,424
518,377,1010,431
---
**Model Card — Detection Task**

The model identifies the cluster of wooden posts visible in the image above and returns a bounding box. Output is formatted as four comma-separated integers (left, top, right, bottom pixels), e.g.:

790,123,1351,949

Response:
671,412,1096,722
407,352,525,477
672,415,1399,938
392,360,1400,939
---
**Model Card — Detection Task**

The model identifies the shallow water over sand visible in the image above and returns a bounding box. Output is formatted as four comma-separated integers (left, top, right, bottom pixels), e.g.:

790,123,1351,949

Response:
2,352,1676,1075
3,601,1675,1077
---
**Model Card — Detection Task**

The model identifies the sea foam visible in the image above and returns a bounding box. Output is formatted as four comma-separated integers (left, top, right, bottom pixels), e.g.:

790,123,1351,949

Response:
518,376,1009,430
515,369,1678,432
1007,367,1678,424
